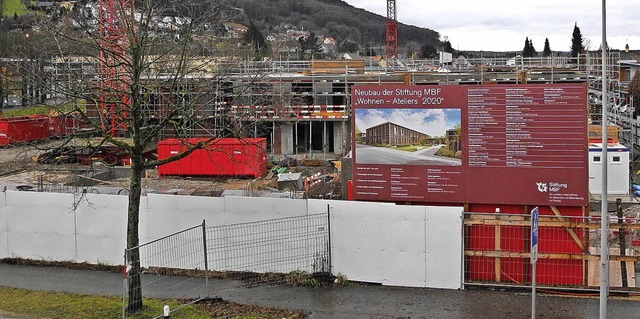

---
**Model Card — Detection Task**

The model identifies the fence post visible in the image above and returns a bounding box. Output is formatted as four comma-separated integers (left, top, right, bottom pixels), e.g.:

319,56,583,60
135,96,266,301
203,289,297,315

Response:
326,204,332,274
202,219,209,297
122,250,127,319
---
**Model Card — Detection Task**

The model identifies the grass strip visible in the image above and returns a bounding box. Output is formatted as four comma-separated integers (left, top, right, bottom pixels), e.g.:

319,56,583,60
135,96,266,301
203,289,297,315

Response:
0,286,304,319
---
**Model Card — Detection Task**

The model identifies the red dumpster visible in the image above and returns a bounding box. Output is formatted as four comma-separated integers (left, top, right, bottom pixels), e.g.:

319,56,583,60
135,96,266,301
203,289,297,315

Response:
158,138,267,178
0,115,50,146
48,115,82,137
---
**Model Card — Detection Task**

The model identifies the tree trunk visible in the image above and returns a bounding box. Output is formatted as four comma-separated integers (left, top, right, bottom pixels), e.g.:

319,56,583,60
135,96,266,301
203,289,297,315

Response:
126,155,144,314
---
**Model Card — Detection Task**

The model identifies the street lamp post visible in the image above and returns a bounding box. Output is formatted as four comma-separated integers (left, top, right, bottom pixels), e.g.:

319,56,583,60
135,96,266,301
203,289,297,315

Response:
600,1,610,318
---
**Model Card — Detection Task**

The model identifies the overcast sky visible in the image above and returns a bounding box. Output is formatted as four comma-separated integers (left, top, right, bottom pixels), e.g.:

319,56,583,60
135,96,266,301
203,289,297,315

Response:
343,1,640,52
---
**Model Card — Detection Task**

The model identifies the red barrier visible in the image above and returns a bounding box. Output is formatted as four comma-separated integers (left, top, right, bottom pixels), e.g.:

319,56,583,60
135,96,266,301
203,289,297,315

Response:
0,115,50,146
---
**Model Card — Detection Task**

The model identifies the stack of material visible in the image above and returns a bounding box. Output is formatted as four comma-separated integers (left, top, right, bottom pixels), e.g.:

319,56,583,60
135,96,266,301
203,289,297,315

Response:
277,173,303,191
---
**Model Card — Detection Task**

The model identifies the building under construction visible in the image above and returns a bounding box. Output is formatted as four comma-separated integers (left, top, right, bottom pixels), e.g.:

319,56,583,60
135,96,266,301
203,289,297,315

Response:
1,56,594,159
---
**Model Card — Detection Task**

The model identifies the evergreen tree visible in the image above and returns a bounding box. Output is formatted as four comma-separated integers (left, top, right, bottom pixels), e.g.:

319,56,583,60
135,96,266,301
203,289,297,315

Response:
522,37,536,57
443,40,454,54
338,40,359,53
419,44,437,59
543,38,551,57
364,44,377,56
570,23,584,58
242,20,267,58
522,37,531,57
298,32,322,59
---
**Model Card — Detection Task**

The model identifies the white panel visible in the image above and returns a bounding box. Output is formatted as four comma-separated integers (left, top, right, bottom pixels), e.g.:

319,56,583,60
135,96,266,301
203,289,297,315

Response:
381,206,426,287
75,193,129,265
0,192,8,258
589,149,630,195
223,197,308,223
6,191,76,261
306,199,396,215
145,194,226,241
329,200,388,283
304,199,332,214
425,206,463,289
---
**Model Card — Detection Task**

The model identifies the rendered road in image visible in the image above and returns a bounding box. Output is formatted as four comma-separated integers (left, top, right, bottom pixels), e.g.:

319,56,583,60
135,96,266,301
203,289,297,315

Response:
355,144,461,166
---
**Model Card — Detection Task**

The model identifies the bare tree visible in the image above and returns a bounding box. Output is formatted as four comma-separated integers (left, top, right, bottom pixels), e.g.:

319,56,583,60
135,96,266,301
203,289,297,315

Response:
23,0,268,314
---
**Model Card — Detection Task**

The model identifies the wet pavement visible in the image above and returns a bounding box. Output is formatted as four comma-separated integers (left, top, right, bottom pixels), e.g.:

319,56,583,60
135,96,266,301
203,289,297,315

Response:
1,263,639,318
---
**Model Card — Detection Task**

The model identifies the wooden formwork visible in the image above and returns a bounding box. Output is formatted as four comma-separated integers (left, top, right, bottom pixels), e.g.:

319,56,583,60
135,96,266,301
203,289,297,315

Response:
464,205,640,289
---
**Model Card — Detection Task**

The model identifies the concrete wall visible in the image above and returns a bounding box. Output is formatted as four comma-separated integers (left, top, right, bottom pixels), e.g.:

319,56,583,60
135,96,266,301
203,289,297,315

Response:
0,191,463,289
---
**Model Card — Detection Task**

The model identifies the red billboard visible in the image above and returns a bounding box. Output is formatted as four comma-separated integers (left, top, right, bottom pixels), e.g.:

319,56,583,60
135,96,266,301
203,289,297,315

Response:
351,84,588,206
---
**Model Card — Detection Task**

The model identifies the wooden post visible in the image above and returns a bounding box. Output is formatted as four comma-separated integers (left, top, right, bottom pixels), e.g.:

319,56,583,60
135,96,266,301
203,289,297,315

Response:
617,198,628,287
550,206,587,253
495,223,501,282
495,212,501,283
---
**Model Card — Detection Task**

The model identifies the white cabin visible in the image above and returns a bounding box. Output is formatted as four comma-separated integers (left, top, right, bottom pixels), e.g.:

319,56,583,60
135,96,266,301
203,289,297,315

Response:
588,142,630,195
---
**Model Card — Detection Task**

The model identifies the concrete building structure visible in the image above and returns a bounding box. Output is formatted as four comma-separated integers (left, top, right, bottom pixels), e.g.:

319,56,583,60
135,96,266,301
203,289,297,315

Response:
1,56,594,159
364,121,427,146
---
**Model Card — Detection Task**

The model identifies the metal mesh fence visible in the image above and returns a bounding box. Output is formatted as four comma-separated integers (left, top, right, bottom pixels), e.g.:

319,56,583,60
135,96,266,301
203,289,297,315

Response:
123,212,330,318
464,210,640,292
123,222,208,319
205,212,331,288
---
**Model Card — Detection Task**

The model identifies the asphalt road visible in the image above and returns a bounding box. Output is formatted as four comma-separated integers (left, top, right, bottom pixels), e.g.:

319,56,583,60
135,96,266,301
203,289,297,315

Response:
355,144,461,166
1,263,640,318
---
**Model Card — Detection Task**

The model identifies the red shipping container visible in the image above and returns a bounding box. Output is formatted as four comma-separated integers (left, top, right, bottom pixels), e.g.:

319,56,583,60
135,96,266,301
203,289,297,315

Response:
48,115,81,137
0,115,50,146
157,138,267,178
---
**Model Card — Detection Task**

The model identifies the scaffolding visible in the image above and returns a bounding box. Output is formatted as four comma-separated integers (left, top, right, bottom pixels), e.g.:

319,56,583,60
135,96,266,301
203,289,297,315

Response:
1,56,595,158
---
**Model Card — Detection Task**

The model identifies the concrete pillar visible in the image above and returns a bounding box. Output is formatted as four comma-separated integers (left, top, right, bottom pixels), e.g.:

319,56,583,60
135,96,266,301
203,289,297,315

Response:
333,121,350,155
280,122,295,155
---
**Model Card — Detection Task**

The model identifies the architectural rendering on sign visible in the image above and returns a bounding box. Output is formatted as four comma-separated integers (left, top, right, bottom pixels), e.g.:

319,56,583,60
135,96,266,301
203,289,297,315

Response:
351,84,588,206
354,108,462,166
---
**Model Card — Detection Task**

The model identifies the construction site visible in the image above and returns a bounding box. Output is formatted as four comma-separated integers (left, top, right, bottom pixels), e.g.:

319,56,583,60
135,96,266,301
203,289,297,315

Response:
3,2,640,316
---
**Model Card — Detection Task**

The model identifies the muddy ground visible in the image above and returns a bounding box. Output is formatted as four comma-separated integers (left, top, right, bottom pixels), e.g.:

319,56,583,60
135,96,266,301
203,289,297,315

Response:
0,141,341,197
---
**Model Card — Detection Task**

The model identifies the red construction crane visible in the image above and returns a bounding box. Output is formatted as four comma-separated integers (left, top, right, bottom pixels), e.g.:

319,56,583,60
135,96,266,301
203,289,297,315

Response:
385,0,398,63
97,0,133,137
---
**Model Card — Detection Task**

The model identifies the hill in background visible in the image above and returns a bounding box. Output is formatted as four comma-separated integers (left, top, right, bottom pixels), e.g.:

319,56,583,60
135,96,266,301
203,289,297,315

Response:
1,0,441,58
228,0,440,56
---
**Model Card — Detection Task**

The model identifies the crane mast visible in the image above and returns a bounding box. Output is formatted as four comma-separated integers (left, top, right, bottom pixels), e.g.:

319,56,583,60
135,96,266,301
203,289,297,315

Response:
98,0,133,137
385,0,398,64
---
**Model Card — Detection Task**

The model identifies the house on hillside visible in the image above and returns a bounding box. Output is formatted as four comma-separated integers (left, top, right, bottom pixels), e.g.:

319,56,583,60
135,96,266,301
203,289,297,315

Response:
368,56,387,68
342,52,362,60
321,37,337,55
452,55,472,70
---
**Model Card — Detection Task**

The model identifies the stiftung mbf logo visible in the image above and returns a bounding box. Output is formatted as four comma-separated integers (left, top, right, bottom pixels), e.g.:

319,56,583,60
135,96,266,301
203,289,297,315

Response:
536,182,548,193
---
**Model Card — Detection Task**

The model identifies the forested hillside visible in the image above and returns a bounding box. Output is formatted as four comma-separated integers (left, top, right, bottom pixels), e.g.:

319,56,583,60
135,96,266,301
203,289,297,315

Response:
228,0,440,53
